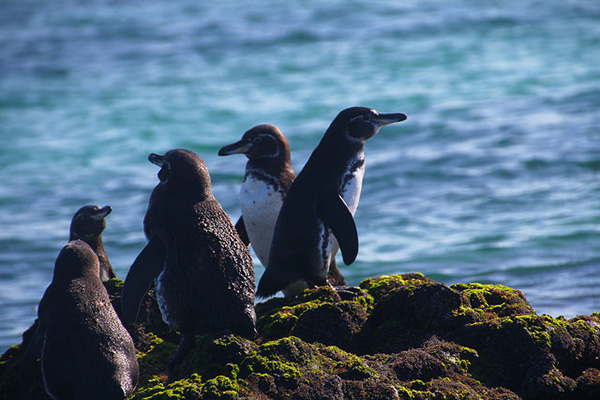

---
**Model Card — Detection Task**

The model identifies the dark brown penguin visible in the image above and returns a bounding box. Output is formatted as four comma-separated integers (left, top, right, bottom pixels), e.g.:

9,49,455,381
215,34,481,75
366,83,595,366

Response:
69,205,116,281
38,240,139,399
121,149,257,375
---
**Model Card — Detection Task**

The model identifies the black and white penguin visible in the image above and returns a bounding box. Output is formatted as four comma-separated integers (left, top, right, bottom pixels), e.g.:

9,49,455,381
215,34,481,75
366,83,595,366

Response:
256,107,407,298
218,125,347,296
121,149,257,374
38,240,139,399
69,205,116,281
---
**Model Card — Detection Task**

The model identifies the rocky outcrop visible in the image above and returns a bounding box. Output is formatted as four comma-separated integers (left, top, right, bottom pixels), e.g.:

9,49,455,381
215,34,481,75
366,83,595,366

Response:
2,273,599,399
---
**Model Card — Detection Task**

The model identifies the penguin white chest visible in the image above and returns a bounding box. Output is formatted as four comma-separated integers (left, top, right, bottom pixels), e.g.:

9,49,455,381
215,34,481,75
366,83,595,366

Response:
340,154,365,216
317,154,366,274
239,175,284,267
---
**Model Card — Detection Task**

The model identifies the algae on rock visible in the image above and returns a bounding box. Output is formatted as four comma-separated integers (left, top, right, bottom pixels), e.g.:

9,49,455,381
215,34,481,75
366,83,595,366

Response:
1,273,600,400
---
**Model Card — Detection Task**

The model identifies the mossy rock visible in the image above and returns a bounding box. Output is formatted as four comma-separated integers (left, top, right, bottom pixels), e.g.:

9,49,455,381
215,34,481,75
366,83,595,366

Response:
357,281,465,353
359,273,435,301
3,273,600,400
451,282,535,320
256,285,372,351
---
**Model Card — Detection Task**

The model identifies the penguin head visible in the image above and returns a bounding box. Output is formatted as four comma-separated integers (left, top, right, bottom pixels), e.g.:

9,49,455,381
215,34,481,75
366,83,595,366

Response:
70,205,112,241
218,124,290,162
149,149,213,199
53,240,100,281
332,107,407,143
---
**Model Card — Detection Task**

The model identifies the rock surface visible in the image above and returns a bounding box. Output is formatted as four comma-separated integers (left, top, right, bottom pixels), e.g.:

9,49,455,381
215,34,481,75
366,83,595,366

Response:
2,273,600,399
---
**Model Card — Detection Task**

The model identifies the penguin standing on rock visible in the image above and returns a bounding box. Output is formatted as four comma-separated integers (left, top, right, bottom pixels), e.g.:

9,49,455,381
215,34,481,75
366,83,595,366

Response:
257,107,407,298
218,124,346,296
69,205,117,281
121,149,257,374
19,205,119,399
38,240,139,400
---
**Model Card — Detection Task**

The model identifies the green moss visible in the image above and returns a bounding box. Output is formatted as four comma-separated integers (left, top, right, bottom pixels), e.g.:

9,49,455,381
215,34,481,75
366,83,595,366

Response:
129,374,203,400
451,282,535,324
355,290,375,313
299,286,342,303
513,315,552,349
332,355,376,380
136,333,177,384
257,302,320,340
201,375,239,398
103,277,125,291
130,372,243,400
397,385,419,399
359,273,434,300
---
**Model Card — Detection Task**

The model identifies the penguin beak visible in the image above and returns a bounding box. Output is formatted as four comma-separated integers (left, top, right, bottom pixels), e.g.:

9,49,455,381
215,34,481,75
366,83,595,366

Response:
149,153,171,183
148,153,166,167
94,206,112,218
372,112,408,128
218,140,251,156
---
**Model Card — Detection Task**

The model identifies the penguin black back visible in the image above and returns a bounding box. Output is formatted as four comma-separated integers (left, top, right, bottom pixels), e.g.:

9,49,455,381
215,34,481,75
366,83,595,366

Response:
121,149,256,376
38,240,139,399
69,205,116,281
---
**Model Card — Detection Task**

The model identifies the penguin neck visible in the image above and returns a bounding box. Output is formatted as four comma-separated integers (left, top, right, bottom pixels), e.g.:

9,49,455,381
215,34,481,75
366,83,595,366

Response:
246,155,289,175
313,133,365,179
70,232,102,252
168,180,214,203
245,157,294,189
89,239,111,270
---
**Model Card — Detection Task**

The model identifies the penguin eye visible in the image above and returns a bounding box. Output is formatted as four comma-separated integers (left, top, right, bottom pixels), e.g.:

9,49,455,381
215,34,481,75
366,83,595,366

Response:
252,137,263,144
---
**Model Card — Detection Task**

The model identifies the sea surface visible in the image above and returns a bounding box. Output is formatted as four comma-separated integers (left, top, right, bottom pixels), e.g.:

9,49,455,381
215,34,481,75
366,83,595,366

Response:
1,0,599,352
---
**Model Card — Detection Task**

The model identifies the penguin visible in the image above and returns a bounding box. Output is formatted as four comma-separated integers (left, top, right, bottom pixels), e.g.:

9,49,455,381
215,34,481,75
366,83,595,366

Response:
18,206,118,399
256,107,407,298
121,149,257,374
218,124,346,296
37,240,139,399
69,205,117,281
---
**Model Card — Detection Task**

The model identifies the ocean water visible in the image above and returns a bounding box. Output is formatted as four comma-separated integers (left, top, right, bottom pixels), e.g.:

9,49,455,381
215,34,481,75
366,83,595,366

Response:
0,0,599,352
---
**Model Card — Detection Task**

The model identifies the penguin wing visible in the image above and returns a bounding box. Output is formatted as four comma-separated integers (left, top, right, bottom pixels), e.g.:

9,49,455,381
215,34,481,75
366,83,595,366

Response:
121,237,166,323
317,192,359,265
234,216,250,246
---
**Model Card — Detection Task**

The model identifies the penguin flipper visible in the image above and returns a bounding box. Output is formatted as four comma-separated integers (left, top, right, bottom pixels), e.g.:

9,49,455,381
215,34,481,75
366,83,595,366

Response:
317,192,358,265
235,216,250,246
121,237,166,323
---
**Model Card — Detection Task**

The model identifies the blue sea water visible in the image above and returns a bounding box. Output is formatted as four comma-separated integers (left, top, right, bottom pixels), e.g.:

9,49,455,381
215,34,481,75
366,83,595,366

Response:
0,0,599,352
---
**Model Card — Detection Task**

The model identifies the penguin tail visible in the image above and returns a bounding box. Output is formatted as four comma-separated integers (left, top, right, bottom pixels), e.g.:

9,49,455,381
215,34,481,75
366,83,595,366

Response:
256,264,299,299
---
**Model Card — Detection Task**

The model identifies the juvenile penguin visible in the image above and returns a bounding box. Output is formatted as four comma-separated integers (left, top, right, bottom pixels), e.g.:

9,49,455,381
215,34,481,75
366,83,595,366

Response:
18,205,117,399
69,205,116,281
257,107,407,298
38,240,139,399
218,124,346,295
121,149,257,373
